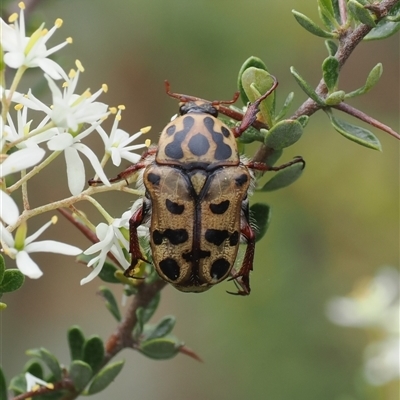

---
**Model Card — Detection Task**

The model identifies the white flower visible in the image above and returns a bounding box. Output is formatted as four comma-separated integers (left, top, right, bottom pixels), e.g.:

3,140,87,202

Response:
5,105,57,147
0,216,82,278
47,124,110,195
25,372,54,392
0,2,70,79
0,147,45,225
364,337,400,386
96,107,150,166
81,219,130,285
20,65,109,132
326,267,399,333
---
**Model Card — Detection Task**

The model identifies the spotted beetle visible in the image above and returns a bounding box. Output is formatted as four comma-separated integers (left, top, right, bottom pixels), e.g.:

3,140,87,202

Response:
104,79,304,295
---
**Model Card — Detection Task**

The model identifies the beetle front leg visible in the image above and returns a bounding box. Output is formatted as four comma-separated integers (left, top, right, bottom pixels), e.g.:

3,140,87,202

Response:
228,221,255,296
233,75,278,138
247,155,306,172
124,204,149,277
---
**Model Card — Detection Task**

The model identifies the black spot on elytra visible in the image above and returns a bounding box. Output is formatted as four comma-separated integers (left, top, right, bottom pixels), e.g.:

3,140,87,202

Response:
188,133,210,156
159,258,180,281
164,116,194,159
153,230,164,245
229,231,239,246
165,199,184,215
209,200,230,214
210,258,231,279
147,172,161,186
153,229,188,245
235,173,248,187
182,249,211,263
205,229,230,246
221,126,230,138
203,117,233,160
166,125,176,135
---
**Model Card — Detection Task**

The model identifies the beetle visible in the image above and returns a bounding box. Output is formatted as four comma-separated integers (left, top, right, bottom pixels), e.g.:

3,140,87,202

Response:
100,79,304,295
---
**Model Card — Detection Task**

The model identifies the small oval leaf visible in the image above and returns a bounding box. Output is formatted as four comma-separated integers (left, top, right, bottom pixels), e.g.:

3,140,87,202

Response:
241,67,276,126
345,63,383,98
365,19,400,40
146,316,176,341
142,291,161,324
348,0,376,27
98,286,121,322
264,119,303,150
98,262,120,284
297,115,309,128
325,90,346,105
275,92,294,121
0,269,25,293
23,360,44,380
68,326,85,361
322,56,340,92
290,67,325,106
292,10,336,38
326,111,382,151
86,360,124,395
260,163,305,191
325,39,338,56
69,361,93,391
139,337,181,360
238,57,268,104
0,255,5,283
250,203,271,242
83,336,105,373
29,348,62,381
265,148,283,167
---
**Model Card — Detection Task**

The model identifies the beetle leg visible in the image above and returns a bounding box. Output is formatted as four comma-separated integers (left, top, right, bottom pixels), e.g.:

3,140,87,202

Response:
124,201,151,277
246,155,305,172
233,76,278,138
88,147,157,186
228,220,255,296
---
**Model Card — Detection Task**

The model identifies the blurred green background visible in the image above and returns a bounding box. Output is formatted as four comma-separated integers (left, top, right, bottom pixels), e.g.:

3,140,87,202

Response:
1,0,399,399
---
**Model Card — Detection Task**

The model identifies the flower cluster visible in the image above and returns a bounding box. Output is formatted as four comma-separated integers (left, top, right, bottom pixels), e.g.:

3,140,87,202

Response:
326,266,400,386
1,3,149,283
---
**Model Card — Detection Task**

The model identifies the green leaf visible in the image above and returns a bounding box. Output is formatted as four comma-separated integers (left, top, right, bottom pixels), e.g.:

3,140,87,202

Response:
237,56,268,104
68,326,85,361
260,163,305,191
318,0,338,30
325,90,346,105
134,307,145,338
98,286,121,322
24,360,44,379
322,56,340,92
86,360,124,395
365,19,400,39
325,39,338,56
9,374,26,396
297,115,309,128
98,262,120,283
236,125,266,144
241,67,276,127
292,10,336,38
326,111,382,151
139,337,182,360
146,316,176,341
0,269,25,292
0,255,5,283
0,366,7,400
275,92,294,121
141,291,160,324
69,360,93,391
348,0,376,27
250,203,271,242
265,149,283,167
290,67,325,106
345,63,383,98
264,119,303,150
82,336,104,373
26,348,62,381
